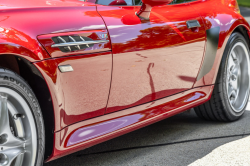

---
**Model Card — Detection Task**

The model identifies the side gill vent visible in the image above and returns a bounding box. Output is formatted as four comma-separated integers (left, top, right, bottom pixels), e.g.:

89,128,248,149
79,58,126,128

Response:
51,36,94,53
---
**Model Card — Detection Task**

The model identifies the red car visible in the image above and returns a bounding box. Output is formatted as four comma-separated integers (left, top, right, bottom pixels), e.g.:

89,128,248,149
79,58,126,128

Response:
0,0,249,165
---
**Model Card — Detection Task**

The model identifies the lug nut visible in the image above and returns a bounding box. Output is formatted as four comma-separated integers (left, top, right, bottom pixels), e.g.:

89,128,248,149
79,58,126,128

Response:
231,75,237,81
0,153,8,165
0,134,8,145
13,114,25,120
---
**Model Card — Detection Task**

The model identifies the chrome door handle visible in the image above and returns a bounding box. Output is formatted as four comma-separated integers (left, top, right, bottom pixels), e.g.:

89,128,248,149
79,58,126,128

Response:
186,20,201,29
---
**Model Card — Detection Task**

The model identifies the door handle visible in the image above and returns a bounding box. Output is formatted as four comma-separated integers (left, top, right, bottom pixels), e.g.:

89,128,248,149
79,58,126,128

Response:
186,20,201,29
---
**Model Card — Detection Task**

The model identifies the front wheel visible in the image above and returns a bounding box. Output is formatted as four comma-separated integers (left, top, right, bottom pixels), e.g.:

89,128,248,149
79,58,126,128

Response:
194,32,250,121
0,69,45,166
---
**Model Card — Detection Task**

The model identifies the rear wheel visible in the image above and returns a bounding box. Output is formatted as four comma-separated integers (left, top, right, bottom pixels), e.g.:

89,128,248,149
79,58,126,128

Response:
194,32,250,121
0,69,45,166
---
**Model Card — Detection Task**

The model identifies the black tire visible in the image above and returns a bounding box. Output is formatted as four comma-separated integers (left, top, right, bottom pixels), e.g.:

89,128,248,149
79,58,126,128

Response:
194,32,250,122
0,68,45,166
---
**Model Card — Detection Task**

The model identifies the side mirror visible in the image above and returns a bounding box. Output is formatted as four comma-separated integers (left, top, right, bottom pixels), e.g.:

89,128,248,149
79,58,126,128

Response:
136,0,173,20
109,0,127,6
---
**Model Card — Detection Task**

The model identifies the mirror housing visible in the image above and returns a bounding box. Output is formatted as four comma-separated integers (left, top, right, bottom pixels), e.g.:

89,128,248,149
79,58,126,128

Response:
136,0,173,20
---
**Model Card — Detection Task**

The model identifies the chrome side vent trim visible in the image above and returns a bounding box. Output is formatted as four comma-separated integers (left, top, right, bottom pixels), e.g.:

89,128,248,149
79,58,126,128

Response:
79,36,89,48
51,40,109,47
57,36,72,52
51,35,109,53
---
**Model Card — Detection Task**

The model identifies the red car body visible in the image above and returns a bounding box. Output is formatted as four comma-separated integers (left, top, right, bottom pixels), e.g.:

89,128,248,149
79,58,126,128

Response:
0,0,249,162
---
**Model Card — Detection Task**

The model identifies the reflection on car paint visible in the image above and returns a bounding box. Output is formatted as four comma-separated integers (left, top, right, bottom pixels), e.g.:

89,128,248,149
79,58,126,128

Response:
184,92,205,102
66,91,206,147
67,114,144,146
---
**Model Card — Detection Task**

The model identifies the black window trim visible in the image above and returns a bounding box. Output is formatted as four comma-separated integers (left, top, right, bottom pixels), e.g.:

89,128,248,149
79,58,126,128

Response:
95,0,198,7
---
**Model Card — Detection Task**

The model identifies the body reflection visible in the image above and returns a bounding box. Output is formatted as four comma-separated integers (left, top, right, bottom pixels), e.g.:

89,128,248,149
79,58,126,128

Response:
66,91,206,147
97,4,206,114
67,114,144,146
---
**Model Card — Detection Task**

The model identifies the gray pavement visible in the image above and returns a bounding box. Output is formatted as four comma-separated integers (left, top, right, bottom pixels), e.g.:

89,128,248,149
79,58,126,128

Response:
44,6,250,166
44,110,250,166
241,6,250,23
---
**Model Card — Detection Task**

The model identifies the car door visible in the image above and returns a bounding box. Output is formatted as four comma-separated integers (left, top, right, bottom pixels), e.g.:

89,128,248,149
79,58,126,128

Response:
96,0,206,114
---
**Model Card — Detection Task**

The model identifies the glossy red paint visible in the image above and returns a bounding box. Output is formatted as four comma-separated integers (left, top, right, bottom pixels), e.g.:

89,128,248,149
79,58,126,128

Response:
34,51,112,129
97,3,206,114
136,0,173,20
48,85,213,161
38,30,111,58
0,0,110,130
0,24,51,62
0,0,106,62
0,0,95,9
191,0,250,87
0,0,250,163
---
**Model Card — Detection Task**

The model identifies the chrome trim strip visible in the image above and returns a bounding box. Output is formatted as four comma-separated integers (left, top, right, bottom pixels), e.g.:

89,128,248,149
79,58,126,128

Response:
79,36,90,47
51,40,109,48
57,36,71,51
68,36,81,50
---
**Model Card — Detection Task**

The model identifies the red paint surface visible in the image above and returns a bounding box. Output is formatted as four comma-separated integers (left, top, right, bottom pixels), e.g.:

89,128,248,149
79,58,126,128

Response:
97,3,206,114
48,85,213,162
191,0,250,87
136,0,173,19
0,0,106,62
34,51,112,129
0,0,250,163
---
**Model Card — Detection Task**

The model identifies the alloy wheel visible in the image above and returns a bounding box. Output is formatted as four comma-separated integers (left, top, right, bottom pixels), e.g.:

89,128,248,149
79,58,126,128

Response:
0,87,37,166
226,41,250,112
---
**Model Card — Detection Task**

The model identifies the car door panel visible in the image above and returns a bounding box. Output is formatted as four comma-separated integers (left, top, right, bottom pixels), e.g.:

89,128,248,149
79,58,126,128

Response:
97,3,206,114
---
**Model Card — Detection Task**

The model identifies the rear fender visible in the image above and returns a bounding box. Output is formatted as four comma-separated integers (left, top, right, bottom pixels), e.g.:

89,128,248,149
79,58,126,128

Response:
193,15,250,87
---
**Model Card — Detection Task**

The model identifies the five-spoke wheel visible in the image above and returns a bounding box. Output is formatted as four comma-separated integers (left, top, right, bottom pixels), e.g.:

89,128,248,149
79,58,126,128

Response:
0,69,44,166
226,42,250,112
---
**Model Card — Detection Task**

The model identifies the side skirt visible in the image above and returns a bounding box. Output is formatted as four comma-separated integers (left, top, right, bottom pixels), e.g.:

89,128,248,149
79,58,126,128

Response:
47,85,214,162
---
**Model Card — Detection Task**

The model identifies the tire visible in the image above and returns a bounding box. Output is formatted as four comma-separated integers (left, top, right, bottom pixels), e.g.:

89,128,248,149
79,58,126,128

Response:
0,68,45,166
194,32,250,122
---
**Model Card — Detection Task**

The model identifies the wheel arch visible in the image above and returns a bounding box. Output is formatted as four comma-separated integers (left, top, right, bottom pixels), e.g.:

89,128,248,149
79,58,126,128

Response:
0,53,55,160
232,25,250,50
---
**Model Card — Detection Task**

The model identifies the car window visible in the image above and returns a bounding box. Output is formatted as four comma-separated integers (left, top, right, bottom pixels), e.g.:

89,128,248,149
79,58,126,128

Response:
185,0,198,2
134,0,197,5
134,0,142,5
169,0,185,4
97,0,197,6
96,0,133,6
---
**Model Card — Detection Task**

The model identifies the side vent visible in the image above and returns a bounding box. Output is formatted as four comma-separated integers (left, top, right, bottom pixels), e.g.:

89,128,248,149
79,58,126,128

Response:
51,35,109,53
37,30,111,58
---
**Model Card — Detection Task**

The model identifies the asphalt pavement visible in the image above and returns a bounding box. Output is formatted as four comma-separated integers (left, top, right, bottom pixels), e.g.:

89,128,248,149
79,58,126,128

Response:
44,7,250,166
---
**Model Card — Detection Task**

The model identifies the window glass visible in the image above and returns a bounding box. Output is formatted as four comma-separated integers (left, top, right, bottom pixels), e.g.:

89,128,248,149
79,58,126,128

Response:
134,0,142,5
96,0,133,6
185,0,197,2
97,0,197,6
135,0,195,6
169,0,185,4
